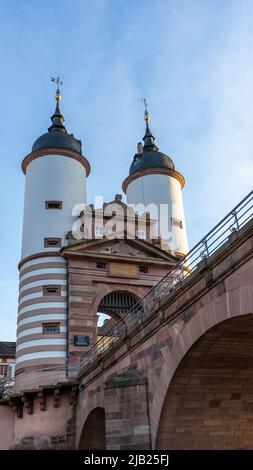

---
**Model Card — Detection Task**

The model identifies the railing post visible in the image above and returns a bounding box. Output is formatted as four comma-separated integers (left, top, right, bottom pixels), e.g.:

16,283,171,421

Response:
233,210,240,231
180,261,184,282
200,237,209,260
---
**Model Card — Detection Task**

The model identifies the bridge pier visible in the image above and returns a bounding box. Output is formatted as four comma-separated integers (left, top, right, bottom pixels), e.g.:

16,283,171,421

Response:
104,368,151,450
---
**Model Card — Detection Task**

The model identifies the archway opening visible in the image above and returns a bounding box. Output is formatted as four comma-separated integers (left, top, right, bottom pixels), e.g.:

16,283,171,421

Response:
79,407,106,450
156,314,253,450
97,291,139,337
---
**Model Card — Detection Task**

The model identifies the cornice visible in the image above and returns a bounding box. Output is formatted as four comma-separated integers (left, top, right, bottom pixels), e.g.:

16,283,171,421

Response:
122,167,185,193
21,147,91,176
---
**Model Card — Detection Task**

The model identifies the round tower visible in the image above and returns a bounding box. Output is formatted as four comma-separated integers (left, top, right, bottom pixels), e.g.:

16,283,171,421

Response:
122,102,188,258
16,84,90,383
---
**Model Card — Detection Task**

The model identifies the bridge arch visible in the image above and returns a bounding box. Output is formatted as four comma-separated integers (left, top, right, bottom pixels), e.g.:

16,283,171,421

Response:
151,276,253,448
155,313,253,449
78,407,106,450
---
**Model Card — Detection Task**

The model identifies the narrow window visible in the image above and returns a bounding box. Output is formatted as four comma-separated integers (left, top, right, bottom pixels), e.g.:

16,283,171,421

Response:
96,262,106,270
43,285,61,296
45,201,62,210
44,237,62,248
42,323,60,334
139,266,148,274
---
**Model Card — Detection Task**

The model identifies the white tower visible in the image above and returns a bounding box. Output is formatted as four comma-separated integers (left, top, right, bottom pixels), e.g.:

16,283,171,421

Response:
122,102,188,258
16,83,90,382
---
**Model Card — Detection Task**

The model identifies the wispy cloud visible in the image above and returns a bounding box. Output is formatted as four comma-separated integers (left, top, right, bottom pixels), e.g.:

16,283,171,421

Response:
0,0,252,338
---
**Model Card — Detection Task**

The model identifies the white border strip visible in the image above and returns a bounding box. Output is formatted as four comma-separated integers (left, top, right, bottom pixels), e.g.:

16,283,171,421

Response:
17,325,67,339
20,279,67,293
19,302,66,316
20,268,66,281
20,291,67,303
16,350,66,363
18,313,67,327
16,338,67,352
20,257,65,272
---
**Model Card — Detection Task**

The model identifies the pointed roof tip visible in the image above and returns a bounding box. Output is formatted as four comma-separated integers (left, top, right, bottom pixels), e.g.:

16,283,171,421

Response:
48,85,67,133
48,77,66,133
141,99,159,151
31,76,83,155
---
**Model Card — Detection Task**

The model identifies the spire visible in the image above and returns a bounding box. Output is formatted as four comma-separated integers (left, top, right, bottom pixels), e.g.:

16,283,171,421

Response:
142,98,158,151
48,77,67,133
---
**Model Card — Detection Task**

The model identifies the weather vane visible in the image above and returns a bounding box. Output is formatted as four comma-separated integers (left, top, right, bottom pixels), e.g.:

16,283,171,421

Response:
51,76,63,88
142,98,148,112
142,98,150,123
51,77,63,101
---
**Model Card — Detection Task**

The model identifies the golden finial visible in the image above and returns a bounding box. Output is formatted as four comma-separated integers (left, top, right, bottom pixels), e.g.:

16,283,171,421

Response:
51,76,63,101
142,98,150,124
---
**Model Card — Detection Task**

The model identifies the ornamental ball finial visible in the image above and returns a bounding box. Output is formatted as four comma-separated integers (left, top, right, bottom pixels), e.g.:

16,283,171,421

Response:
51,76,63,102
142,98,150,124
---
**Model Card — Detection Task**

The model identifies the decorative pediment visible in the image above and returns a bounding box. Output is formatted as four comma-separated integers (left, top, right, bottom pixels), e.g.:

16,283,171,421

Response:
92,240,150,258
62,237,178,264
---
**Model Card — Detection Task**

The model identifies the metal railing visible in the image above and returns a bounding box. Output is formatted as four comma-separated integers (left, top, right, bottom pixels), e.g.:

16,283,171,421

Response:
79,190,253,375
0,363,79,398
0,377,15,398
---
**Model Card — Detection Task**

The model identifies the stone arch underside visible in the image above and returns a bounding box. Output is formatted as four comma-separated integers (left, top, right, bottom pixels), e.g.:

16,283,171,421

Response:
78,407,106,450
150,265,253,448
98,291,139,317
155,314,253,449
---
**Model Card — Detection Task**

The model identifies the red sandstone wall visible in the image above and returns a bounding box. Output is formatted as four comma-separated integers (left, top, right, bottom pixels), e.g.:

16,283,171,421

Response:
0,403,15,449
14,392,73,442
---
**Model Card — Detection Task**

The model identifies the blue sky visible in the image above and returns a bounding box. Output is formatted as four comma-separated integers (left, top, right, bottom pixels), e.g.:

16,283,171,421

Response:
0,0,253,340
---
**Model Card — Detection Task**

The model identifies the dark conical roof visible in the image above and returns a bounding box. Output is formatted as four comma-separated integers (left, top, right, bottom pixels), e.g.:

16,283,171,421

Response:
129,109,175,176
129,150,175,175
32,88,82,154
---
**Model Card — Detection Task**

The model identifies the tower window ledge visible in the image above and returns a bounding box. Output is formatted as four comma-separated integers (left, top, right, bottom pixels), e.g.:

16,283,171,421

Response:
44,237,62,248
45,201,63,210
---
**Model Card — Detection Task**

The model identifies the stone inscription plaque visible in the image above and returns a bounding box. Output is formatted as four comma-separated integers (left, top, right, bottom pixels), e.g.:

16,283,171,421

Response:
109,262,139,278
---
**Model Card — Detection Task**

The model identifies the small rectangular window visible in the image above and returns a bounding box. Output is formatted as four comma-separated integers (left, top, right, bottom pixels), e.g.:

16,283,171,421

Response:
42,323,60,334
44,238,62,248
139,266,148,274
136,230,146,240
74,335,90,346
43,285,61,296
45,201,62,210
96,262,106,270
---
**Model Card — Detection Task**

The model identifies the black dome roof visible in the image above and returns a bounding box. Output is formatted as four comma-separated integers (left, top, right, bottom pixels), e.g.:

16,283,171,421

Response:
32,130,82,154
32,91,82,155
129,121,175,175
129,150,174,175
